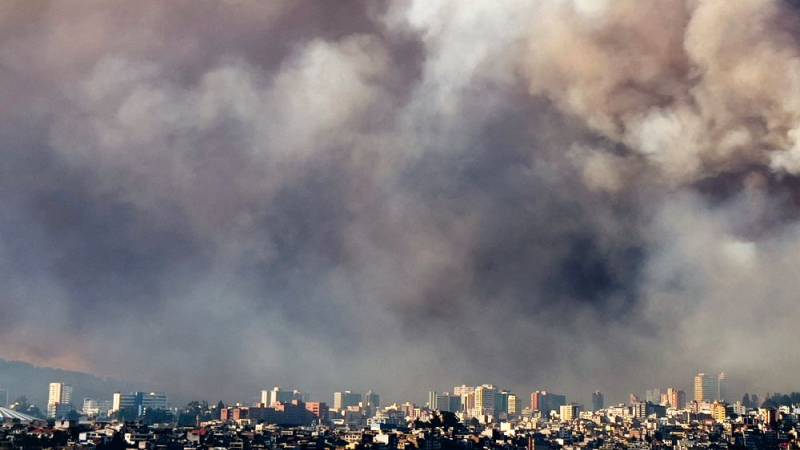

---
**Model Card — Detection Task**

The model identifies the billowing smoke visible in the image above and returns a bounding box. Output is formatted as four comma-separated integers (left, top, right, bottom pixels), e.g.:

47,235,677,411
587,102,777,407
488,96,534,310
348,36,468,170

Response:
526,0,800,184
2,0,800,405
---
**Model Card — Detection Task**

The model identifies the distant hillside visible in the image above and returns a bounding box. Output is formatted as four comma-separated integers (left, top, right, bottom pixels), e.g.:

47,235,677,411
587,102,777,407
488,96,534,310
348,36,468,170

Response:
0,358,139,408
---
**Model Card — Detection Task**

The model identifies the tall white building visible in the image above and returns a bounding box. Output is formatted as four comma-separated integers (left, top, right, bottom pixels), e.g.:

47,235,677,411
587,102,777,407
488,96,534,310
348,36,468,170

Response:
453,385,474,397
333,391,361,410
47,382,73,418
474,384,496,417
428,391,438,409
261,386,301,406
508,394,519,416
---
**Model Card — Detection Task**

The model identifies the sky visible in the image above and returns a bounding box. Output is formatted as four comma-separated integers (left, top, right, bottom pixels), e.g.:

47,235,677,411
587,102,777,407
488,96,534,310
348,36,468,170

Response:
3,0,800,407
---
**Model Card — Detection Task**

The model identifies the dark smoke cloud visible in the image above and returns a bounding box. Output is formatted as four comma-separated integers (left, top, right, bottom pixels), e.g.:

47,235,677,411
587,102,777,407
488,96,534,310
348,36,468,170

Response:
2,0,800,406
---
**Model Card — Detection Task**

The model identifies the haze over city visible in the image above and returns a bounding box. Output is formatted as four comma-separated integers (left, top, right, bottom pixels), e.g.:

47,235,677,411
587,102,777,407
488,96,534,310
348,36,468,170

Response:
3,0,800,409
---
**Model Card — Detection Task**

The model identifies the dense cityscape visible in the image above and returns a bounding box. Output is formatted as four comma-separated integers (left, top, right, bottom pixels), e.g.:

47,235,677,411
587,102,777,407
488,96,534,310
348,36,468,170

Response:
2,373,800,450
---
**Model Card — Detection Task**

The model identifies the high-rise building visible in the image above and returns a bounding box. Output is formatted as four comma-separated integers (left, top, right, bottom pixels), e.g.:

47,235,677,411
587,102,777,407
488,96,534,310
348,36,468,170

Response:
712,401,728,422
82,399,113,417
0,388,7,408
508,394,519,416
531,391,542,411
111,392,167,417
260,390,270,405
465,391,477,413
261,387,300,406
112,392,138,413
474,385,496,416
550,393,567,413
559,403,581,421
454,385,475,414
305,402,329,421
631,401,648,419
448,395,462,412
291,390,304,403
530,391,566,414
364,390,380,415
664,388,686,409
430,392,457,412
591,391,604,411
47,382,73,418
434,393,447,411
717,372,728,401
333,391,361,410
646,388,661,403
140,392,168,411
760,407,778,428
428,391,438,409
694,373,716,402
494,390,510,416
453,385,474,397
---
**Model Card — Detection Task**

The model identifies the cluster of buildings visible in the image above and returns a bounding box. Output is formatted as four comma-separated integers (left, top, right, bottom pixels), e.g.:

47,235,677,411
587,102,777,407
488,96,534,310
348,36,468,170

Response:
0,372,732,426
4,372,800,450
221,388,381,429
42,382,169,421
46,383,74,419
634,372,735,425
2,386,800,450
425,386,584,425
428,385,520,420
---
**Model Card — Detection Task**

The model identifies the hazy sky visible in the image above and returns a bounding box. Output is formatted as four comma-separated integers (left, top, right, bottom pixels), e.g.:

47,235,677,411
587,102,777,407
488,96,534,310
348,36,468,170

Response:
3,0,800,406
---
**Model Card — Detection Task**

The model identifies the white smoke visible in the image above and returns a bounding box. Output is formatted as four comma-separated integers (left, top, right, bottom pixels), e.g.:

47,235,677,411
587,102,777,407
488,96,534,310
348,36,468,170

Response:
525,0,800,185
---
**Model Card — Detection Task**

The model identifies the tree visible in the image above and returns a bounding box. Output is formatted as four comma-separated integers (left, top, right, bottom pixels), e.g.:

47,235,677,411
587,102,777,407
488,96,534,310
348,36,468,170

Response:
440,411,460,430
100,432,126,450
142,408,174,425
114,407,139,422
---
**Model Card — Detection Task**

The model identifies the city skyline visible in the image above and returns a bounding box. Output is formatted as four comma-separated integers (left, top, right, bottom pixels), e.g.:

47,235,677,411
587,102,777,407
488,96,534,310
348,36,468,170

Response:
2,369,793,426
0,369,758,417
3,380,798,450
3,0,800,407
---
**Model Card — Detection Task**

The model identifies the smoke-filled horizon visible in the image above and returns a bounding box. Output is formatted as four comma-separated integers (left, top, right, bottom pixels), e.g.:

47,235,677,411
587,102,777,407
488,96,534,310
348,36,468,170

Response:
2,0,800,407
